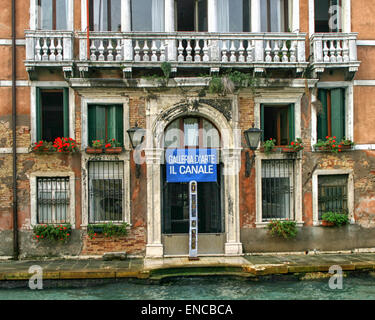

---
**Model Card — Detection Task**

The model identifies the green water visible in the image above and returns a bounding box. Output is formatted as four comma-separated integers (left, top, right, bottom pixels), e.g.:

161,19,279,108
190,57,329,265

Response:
1,275,375,300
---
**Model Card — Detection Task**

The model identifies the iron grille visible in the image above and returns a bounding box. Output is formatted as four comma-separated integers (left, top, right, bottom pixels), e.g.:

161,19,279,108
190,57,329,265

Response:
88,161,124,223
318,175,348,219
37,177,70,224
261,159,294,220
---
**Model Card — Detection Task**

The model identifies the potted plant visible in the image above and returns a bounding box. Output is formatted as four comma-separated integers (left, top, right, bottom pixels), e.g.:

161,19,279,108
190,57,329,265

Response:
263,138,275,155
267,220,298,239
314,136,342,153
321,212,349,227
86,140,104,154
87,222,130,240
285,138,304,152
33,223,72,243
32,140,53,153
104,139,123,154
52,137,79,153
339,138,355,150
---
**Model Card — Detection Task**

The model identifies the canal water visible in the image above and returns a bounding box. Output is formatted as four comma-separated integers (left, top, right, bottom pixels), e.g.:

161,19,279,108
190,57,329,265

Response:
1,274,375,300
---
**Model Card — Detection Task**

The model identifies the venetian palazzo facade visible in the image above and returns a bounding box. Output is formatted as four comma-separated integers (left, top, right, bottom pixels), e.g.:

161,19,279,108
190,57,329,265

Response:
0,0,375,259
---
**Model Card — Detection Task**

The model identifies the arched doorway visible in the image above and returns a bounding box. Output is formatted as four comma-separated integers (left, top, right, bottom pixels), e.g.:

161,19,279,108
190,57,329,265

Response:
161,116,225,255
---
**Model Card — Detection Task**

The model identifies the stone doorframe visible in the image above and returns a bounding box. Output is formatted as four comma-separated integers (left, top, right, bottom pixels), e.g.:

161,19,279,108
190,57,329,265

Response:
144,97,243,257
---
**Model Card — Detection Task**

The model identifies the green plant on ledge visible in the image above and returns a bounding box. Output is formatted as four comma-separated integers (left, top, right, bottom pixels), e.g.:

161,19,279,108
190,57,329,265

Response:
267,220,297,239
263,138,275,154
314,136,342,153
87,222,130,240
288,138,304,151
321,212,349,227
33,224,72,243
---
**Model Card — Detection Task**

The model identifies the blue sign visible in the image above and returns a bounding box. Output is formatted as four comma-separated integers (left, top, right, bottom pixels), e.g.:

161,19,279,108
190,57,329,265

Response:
166,149,217,183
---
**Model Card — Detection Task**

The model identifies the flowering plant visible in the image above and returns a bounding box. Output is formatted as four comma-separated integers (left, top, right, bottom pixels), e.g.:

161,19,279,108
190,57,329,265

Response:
87,222,129,240
314,136,342,153
92,140,104,148
340,138,355,147
33,223,72,242
52,137,79,153
288,138,304,151
105,138,122,149
263,138,275,154
32,140,54,152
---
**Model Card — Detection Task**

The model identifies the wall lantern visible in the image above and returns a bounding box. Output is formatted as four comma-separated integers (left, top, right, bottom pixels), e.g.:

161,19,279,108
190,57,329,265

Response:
244,125,263,177
127,123,146,178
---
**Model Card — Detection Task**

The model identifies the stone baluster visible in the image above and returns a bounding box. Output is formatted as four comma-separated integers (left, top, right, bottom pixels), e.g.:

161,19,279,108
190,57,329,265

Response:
342,39,349,62
49,38,56,61
194,40,201,62
336,40,343,63
134,40,141,62
143,40,150,62
221,41,228,62
42,37,49,61
56,38,63,61
160,41,166,62
178,40,185,62
115,39,122,61
281,41,289,62
90,40,97,61
35,37,42,61
203,40,209,62
186,40,193,62
107,40,114,61
329,40,337,63
151,40,158,62
265,40,272,62
98,40,105,61
273,40,280,62
238,40,245,63
290,41,297,62
323,40,330,62
246,40,253,62
230,40,237,62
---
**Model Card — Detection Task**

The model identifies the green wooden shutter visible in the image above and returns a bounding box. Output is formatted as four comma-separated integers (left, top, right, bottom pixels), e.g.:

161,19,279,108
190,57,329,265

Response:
107,105,124,145
288,104,295,143
260,104,264,142
36,87,42,141
63,88,69,137
331,88,345,142
107,106,116,143
317,89,328,140
115,105,123,146
88,106,106,146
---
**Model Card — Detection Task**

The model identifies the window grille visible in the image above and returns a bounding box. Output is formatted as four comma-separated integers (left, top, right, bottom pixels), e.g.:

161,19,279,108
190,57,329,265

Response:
37,177,70,224
318,175,348,219
88,161,124,223
261,159,294,220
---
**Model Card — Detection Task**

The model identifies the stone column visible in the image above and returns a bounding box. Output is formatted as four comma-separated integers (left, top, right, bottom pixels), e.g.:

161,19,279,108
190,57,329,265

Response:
145,148,164,258
292,0,300,32
165,0,176,61
222,148,243,256
122,0,133,61
251,0,261,32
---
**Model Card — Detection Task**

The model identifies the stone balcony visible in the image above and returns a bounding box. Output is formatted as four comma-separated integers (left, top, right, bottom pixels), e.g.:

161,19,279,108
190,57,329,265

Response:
25,30,308,78
310,33,360,79
25,30,74,79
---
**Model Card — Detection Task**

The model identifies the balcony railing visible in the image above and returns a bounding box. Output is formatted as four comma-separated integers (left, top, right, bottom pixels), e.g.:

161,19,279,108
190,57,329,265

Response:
310,33,360,74
76,32,307,73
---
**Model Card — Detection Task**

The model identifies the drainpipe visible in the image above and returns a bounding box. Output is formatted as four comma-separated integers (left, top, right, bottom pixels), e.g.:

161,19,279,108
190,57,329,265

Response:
12,0,19,260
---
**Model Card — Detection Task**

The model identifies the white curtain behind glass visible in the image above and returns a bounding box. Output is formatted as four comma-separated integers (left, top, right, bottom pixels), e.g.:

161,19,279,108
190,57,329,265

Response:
217,0,229,32
270,0,282,32
39,0,67,30
93,0,106,31
152,0,165,32
40,0,52,30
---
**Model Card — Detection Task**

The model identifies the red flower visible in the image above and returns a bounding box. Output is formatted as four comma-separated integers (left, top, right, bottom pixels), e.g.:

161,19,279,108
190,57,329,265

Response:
291,142,294,145
105,143,111,148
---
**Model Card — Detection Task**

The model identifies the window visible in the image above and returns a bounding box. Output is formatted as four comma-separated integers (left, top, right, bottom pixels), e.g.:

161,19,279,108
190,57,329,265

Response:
177,0,207,31
36,88,69,142
315,0,341,33
317,88,345,142
132,0,165,32
38,0,68,30
88,161,124,223
261,104,295,146
88,105,123,146
261,159,294,221
318,174,348,219
89,0,121,31
217,0,251,32
37,177,70,224
261,0,289,32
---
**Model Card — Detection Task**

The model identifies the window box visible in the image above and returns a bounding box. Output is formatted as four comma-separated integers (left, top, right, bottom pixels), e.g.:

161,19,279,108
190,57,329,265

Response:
279,146,298,153
86,147,104,154
104,147,123,154
321,220,335,227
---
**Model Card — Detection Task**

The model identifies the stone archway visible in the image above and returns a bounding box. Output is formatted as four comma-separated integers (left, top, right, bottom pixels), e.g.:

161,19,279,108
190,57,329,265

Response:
144,100,242,257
